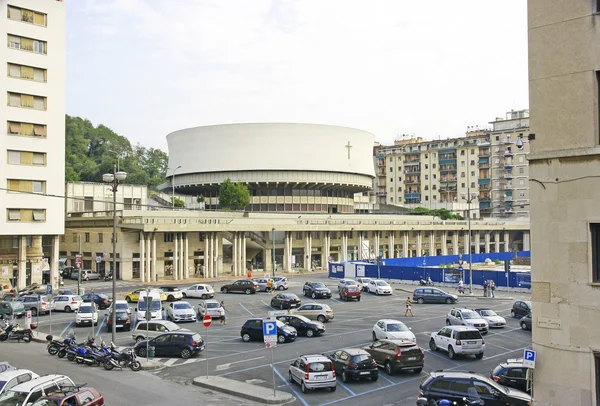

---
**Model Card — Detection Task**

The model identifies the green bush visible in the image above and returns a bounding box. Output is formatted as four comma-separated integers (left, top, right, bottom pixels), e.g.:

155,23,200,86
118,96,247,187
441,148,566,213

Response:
493,259,502,265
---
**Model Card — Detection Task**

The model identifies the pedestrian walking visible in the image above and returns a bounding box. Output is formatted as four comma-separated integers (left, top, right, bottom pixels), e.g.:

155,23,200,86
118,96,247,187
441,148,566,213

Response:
219,300,228,325
405,296,414,317
267,279,274,294
490,280,496,298
483,281,488,297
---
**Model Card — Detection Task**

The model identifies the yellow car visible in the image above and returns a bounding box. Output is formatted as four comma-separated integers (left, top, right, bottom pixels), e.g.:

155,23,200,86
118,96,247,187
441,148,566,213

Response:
124,288,167,303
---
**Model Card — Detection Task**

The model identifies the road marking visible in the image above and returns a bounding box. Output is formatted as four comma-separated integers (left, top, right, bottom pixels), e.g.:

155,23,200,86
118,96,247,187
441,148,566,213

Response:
378,373,394,384
163,358,179,366
273,367,310,406
59,322,73,337
423,349,460,366
336,381,356,396
239,303,254,316
215,356,264,371
182,358,198,365
319,375,424,406
95,317,106,336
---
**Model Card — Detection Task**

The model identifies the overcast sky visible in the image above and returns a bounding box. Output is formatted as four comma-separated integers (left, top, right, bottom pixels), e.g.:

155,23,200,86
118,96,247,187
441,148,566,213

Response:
66,0,528,150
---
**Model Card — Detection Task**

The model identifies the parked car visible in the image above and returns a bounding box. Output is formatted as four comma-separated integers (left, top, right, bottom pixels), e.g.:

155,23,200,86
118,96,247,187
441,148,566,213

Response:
429,326,485,360
159,286,184,301
272,276,288,290
106,309,131,331
115,299,131,314
291,303,334,322
491,358,532,394
135,331,205,359
337,279,358,291
367,279,393,295
302,282,332,299
412,287,458,304
252,278,274,292
181,284,215,299
221,280,257,294
31,386,105,406
60,266,74,279
0,374,75,406
70,269,100,281
0,363,15,374
417,371,532,406
339,285,361,301
288,355,336,393
372,319,416,342
80,293,112,310
276,314,325,337
325,348,378,383
75,303,98,327
475,308,507,328
446,308,489,334
520,312,532,330
240,318,297,343
271,293,301,310
511,300,532,318
197,299,222,319
363,338,424,375
51,295,83,313
0,369,39,396
18,295,55,316
167,301,197,322
355,277,373,292
0,300,25,318
132,320,190,342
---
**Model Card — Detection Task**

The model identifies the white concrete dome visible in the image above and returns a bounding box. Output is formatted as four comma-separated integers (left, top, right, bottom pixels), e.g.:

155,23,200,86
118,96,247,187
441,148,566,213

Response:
165,123,376,213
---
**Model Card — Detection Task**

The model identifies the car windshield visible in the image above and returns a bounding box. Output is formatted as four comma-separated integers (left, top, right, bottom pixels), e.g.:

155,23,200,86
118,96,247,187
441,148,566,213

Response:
206,303,220,309
174,303,192,310
295,315,311,323
163,321,179,330
170,288,180,292
462,311,479,319
73,296,82,302
308,362,332,372
285,294,299,300
479,310,497,316
275,320,286,328
97,294,108,299
116,303,128,311
116,311,128,318
312,282,325,288
79,306,94,313
386,323,409,332
0,390,28,405
345,280,357,285
375,281,389,286
434,290,448,295
138,301,161,311
0,382,5,390
351,354,371,363
32,400,60,406
456,330,482,340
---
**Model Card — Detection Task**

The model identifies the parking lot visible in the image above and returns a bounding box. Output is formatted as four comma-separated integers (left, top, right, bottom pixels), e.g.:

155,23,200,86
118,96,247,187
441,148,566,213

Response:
32,274,532,405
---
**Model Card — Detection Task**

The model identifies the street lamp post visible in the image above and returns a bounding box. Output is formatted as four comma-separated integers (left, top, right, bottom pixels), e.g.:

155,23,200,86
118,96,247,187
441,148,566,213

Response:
461,185,477,295
168,166,182,209
102,164,127,344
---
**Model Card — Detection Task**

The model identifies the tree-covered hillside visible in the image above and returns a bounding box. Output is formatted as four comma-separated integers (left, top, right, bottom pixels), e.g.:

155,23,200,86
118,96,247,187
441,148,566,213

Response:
65,115,168,188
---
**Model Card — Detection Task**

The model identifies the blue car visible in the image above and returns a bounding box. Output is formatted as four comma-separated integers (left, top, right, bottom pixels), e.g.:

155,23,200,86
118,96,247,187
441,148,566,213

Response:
135,331,204,359
240,318,297,344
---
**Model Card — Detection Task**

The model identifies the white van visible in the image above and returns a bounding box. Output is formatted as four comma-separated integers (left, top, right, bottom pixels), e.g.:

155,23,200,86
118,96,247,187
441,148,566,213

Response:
135,290,163,321
0,374,74,405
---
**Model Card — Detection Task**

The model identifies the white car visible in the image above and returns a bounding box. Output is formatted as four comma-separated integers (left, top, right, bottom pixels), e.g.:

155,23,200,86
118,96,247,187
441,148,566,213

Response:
0,369,39,396
273,276,288,290
355,277,373,292
115,299,131,314
429,326,485,360
475,308,506,328
197,299,222,319
337,279,358,291
182,284,215,299
166,301,197,322
75,303,98,327
367,280,393,295
372,319,416,342
446,308,489,334
52,295,83,312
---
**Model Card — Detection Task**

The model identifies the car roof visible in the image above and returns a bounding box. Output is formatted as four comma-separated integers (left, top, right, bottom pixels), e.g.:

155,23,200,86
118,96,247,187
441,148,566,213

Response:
379,339,417,346
156,331,195,336
474,308,492,312
301,354,331,363
429,371,487,379
202,299,219,304
501,359,527,367
452,308,477,312
446,325,480,331
115,300,128,304
43,387,99,400
0,369,36,381
8,375,70,391
340,348,369,356
377,319,405,324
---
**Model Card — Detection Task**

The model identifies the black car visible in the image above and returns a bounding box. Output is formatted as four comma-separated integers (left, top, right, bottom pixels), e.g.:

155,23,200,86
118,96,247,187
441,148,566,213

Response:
303,282,332,299
511,300,532,318
221,280,257,295
491,358,531,394
240,318,297,344
159,286,183,301
81,293,112,310
325,348,378,383
417,371,532,406
276,314,325,337
135,331,205,359
107,310,131,331
412,288,458,304
519,313,532,330
270,293,301,310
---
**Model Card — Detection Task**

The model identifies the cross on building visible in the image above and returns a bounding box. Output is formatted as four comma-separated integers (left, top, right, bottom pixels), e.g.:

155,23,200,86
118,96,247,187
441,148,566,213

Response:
345,141,353,159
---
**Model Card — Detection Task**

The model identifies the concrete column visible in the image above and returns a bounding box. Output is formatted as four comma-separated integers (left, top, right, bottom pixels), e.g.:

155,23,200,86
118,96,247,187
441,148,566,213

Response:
494,231,501,253
17,236,26,290
429,232,435,256
204,234,210,277
416,232,423,257
265,248,272,274
484,232,491,253
214,233,220,277
504,231,510,252
452,232,459,255
474,231,481,254
402,231,409,258
374,232,380,259
441,231,448,256
242,233,247,273
173,233,179,280
140,232,145,283
184,233,189,279
50,235,60,291
387,232,394,259
146,236,151,282
180,234,185,279
209,233,215,278
152,235,157,281
523,231,530,251
232,232,238,276
341,232,347,262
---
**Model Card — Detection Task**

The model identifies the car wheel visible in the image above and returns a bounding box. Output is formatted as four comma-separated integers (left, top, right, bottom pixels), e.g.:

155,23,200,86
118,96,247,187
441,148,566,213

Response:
168,295,174,301
521,322,528,330
414,368,423,373
372,332,378,341
446,319,451,326
511,310,516,318
126,297,132,303
85,277,89,281
280,303,284,310
181,348,192,359
306,329,315,338
317,315,326,323
448,346,456,360
289,371,294,383
384,361,394,375
242,333,251,342
357,296,361,301
429,338,437,351
245,289,252,295
376,291,380,296
135,336,145,343
342,370,349,383
475,353,484,360
200,294,206,299
278,286,284,291
417,298,424,304
330,385,336,392
138,347,147,358
277,335,285,344
371,374,379,382
222,288,229,294
31,308,37,316
301,381,307,394
64,306,71,313
311,293,316,299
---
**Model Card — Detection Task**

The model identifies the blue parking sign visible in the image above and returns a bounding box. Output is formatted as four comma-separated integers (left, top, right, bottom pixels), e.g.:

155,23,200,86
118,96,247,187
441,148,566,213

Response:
263,320,276,337
46,284,52,295
523,349,536,368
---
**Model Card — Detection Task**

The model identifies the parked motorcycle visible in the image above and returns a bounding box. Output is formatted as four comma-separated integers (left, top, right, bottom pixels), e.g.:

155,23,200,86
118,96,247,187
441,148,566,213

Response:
419,276,434,286
104,273,113,282
103,343,141,371
0,324,32,343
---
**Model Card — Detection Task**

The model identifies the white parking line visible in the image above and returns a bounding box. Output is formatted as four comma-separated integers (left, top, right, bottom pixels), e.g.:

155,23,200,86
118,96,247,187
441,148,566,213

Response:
163,359,180,366
215,356,265,371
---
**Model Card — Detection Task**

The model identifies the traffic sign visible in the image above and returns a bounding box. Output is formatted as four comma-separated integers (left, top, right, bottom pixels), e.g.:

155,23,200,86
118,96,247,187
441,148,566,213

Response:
46,284,52,295
143,296,153,321
458,266,464,272
203,315,212,327
265,341,277,349
523,349,536,368
96,256,102,264
74,254,83,269
263,320,277,342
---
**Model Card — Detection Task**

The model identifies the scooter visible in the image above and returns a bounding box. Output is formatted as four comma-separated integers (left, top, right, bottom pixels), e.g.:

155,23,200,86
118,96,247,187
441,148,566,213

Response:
103,343,141,371
419,276,434,286
0,324,33,343
104,273,113,282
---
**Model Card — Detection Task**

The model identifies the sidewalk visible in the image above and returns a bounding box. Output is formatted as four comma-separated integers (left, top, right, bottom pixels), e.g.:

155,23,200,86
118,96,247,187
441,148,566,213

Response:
387,280,531,301
193,376,294,404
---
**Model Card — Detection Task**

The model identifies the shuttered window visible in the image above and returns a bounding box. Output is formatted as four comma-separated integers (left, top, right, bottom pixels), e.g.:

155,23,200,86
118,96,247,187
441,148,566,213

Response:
6,150,46,165
8,122,21,134
7,122,45,137
20,210,33,222
32,153,45,165
8,151,20,164
7,5,46,26
5,209,44,222
20,37,33,51
21,94,34,108
33,210,46,221
7,35,20,49
33,96,46,110
7,7,21,21
8,63,20,77
33,125,46,137
33,68,45,82
33,12,46,26
7,210,20,221
20,66,34,79
21,123,34,136
8,93,20,107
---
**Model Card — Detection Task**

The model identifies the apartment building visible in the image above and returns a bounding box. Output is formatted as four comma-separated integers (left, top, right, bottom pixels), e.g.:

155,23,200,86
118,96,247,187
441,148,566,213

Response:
529,2,600,405
373,110,530,220
0,0,65,289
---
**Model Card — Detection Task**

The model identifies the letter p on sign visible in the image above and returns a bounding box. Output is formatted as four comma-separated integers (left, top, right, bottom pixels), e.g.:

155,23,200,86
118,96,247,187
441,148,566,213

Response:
263,321,276,337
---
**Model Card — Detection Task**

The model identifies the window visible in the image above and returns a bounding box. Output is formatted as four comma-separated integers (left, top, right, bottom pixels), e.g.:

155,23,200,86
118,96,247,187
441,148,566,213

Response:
398,187,402,191
471,182,476,188
98,233,103,243
424,185,429,191
471,149,475,154
398,177,402,181
7,179,45,194
424,175,428,180
6,208,45,222
84,196,93,211
432,185,437,190
471,171,475,177
461,172,465,178
432,163,436,169
397,166,401,171
7,6,47,26
7,121,47,137
425,196,428,201
433,195,437,200
7,92,46,110
389,167,393,172
7,64,47,82
461,183,465,188
164,233,174,243
295,232,302,240
519,167,524,174
84,233,90,243
390,197,393,203
390,177,393,182
520,180,525,186
595,353,600,406
591,224,600,283
433,174,436,179
495,158,500,164
470,160,475,166
461,161,465,166
460,150,465,155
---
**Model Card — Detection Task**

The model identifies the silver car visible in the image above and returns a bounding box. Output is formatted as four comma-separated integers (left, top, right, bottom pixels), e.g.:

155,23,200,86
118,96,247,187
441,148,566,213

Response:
273,276,288,291
291,303,334,323
197,299,222,319
252,278,274,292
19,295,55,316
289,355,336,393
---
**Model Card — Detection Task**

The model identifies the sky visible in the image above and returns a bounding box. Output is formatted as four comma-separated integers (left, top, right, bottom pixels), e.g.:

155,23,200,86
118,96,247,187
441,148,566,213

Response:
66,0,529,151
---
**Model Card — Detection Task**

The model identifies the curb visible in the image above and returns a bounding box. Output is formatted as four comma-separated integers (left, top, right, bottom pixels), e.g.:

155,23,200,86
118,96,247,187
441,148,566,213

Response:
192,376,294,404
139,360,165,371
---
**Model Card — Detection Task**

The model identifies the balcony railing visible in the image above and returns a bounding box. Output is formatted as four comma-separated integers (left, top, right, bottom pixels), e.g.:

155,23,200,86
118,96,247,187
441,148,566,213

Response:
404,193,421,199
439,158,457,165
478,179,490,185
405,178,421,184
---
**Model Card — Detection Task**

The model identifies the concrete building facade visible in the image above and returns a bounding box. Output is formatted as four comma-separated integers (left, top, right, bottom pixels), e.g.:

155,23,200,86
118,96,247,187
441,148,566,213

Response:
0,0,65,290
528,1,600,405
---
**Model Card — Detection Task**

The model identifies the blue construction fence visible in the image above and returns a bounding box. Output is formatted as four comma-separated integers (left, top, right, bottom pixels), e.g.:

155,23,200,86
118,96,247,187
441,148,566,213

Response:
379,251,530,267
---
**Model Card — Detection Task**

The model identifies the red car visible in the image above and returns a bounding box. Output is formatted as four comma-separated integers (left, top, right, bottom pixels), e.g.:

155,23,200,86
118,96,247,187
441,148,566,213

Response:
339,285,361,301
33,386,104,406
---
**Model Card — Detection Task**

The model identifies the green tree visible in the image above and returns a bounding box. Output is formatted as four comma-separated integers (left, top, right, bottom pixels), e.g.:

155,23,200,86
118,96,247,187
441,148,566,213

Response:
409,206,464,220
171,197,185,208
218,178,251,210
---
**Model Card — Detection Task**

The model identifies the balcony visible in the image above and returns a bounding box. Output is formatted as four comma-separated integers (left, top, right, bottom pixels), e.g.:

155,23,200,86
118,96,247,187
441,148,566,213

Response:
404,158,420,164
376,192,387,196
478,178,490,185
479,201,491,209
440,178,457,183
478,163,490,169
479,185,491,191
439,186,457,192
479,195,491,202
439,165,457,172
503,173,513,179
405,178,421,184
376,160,385,166
439,158,457,165
404,193,421,199
504,163,514,170
503,185,514,190
439,149,456,155
405,168,421,174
